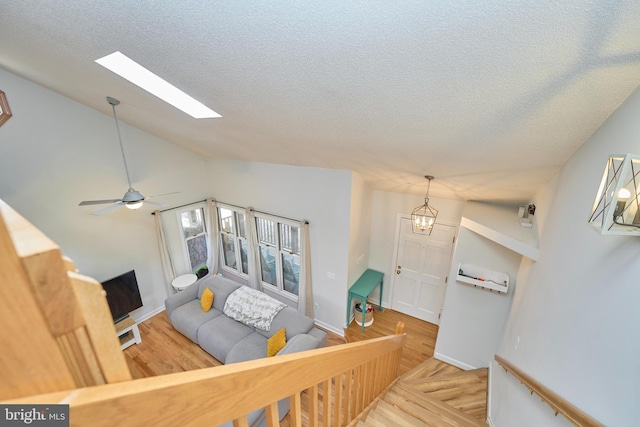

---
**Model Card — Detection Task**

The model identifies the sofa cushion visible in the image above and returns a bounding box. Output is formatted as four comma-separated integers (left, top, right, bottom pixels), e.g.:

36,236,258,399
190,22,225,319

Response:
277,334,321,356
198,275,242,312
164,281,199,319
256,307,313,340
308,327,328,348
169,300,223,343
198,314,254,363
225,332,269,364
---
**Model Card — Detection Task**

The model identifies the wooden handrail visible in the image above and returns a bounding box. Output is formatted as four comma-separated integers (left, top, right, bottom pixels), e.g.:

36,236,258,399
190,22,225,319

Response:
495,355,603,427
6,326,406,426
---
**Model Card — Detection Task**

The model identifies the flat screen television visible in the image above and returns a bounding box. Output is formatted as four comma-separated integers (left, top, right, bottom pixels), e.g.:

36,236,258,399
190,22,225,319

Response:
101,270,143,323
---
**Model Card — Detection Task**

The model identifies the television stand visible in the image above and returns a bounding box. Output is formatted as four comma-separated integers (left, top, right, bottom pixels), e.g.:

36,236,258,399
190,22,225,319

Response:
115,316,141,350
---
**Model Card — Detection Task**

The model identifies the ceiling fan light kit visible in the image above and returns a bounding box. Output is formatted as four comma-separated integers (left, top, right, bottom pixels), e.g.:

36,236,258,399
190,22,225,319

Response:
78,97,176,215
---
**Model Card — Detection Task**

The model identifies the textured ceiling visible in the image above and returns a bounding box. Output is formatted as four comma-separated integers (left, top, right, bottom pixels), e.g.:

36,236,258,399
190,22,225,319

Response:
2,1,640,203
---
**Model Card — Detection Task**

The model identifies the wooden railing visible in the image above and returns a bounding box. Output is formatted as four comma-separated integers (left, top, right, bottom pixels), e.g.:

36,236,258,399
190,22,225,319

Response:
0,199,406,426
495,355,603,427
7,325,405,426
0,200,131,401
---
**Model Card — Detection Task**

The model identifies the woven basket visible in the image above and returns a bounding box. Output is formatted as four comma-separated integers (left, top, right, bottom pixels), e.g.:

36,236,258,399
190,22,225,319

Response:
354,303,374,327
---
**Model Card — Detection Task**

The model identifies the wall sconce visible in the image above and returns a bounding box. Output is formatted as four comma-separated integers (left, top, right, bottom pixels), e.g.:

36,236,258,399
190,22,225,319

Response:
588,154,640,235
411,175,438,235
0,90,12,127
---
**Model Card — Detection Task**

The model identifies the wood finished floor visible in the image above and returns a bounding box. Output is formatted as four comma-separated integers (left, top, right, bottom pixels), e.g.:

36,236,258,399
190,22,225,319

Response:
124,308,438,380
344,308,439,376
124,311,222,379
357,358,488,426
123,309,441,426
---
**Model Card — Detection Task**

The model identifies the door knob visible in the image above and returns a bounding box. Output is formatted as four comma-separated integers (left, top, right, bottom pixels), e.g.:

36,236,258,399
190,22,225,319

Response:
396,270,401,274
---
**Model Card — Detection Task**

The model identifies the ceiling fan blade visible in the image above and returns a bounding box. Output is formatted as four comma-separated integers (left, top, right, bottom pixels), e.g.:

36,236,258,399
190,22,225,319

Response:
79,199,122,206
91,202,126,216
144,200,168,207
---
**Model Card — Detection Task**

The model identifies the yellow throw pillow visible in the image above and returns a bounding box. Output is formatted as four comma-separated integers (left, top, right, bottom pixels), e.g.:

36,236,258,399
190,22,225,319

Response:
267,328,287,357
200,287,214,312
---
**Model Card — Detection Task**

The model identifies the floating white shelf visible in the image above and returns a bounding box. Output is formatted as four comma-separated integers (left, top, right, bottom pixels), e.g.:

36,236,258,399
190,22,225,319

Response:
460,217,539,261
457,263,509,293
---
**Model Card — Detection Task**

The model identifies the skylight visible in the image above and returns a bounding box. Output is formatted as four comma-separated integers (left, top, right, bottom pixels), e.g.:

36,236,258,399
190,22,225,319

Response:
95,51,221,119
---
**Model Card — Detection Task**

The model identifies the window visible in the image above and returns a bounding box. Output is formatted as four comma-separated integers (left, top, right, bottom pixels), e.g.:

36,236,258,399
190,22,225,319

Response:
256,215,300,299
218,206,248,275
178,207,208,273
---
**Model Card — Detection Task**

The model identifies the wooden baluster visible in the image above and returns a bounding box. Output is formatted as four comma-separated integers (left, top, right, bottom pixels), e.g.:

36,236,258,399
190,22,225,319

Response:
333,373,343,427
308,384,318,427
370,358,380,402
362,360,371,408
290,392,302,427
352,365,361,420
233,416,249,427
265,402,279,427
343,369,353,424
322,378,331,427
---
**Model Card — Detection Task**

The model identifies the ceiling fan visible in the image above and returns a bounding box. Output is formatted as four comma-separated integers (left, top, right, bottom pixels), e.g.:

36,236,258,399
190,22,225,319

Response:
79,96,178,215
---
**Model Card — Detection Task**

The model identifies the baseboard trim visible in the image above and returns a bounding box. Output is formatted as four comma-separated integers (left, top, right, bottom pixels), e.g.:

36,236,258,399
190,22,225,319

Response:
434,352,477,371
314,319,344,337
487,416,496,427
487,361,494,425
135,306,165,324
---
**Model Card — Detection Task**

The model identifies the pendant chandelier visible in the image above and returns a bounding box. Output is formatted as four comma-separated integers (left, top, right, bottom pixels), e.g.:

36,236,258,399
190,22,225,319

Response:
412,175,439,235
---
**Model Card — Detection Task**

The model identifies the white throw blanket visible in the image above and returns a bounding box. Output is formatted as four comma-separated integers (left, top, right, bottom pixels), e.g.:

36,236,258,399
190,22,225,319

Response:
223,286,286,331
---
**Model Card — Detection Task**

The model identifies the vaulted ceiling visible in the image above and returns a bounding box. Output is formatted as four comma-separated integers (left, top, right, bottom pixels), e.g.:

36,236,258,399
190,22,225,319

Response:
2,1,640,203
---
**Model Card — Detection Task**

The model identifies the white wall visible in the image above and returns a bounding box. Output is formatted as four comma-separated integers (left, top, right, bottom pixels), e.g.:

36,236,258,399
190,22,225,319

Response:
435,202,538,369
368,190,465,306
205,158,353,333
491,86,640,426
435,226,523,370
347,172,372,286
0,68,211,322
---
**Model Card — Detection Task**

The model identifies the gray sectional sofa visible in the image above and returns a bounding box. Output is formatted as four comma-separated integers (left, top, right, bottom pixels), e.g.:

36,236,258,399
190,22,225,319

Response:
164,274,327,426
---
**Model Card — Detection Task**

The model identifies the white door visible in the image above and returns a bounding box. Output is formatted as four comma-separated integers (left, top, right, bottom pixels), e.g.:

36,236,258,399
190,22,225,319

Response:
391,217,455,325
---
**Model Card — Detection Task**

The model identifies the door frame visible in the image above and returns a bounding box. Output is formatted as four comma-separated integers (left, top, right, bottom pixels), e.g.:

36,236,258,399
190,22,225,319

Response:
388,213,459,322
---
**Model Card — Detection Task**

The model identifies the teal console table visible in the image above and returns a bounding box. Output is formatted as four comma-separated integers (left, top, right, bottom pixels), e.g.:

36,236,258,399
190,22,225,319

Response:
347,269,384,332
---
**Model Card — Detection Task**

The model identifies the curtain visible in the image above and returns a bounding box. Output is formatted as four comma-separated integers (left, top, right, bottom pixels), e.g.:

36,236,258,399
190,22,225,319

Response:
154,210,176,296
205,198,220,275
245,207,263,291
298,220,314,317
